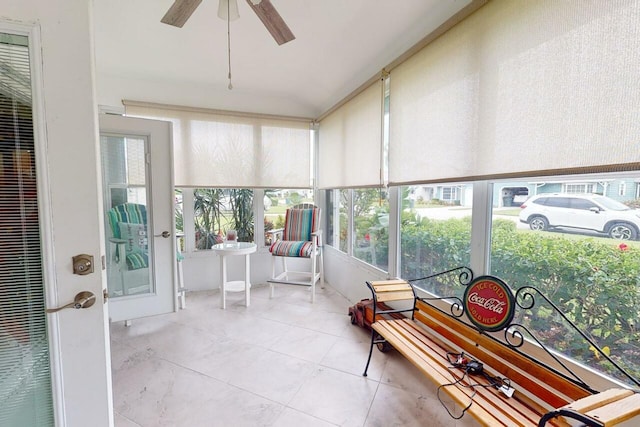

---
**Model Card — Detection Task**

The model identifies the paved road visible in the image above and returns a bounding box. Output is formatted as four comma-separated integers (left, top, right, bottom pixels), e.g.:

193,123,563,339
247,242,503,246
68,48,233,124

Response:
413,207,608,237
414,207,527,229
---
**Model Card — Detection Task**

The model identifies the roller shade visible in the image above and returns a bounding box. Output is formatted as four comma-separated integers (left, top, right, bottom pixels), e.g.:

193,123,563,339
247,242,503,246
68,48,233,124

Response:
318,81,383,189
124,102,312,188
389,0,640,185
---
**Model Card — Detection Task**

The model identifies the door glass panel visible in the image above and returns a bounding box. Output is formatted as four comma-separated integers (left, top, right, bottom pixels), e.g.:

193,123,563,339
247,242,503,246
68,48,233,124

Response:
100,134,153,298
0,32,54,426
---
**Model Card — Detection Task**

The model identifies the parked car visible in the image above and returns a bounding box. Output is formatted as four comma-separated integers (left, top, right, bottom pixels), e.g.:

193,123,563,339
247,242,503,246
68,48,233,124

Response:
519,193,640,240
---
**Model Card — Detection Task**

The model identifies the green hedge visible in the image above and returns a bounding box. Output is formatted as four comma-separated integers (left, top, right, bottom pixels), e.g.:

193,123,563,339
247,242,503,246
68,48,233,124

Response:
398,216,640,384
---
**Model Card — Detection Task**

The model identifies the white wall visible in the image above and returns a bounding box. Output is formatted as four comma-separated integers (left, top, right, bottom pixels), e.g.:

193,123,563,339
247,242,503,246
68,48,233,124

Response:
323,246,388,304
183,249,273,291
2,1,113,426
181,246,378,307
96,73,314,118
183,248,322,292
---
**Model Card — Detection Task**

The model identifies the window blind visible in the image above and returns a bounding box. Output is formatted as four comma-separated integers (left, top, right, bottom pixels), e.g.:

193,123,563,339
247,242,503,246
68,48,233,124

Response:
0,33,54,426
124,102,312,189
318,80,384,189
389,0,640,185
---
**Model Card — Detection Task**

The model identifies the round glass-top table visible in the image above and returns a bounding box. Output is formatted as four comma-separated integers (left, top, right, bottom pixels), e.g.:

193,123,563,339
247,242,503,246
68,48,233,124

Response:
211,242,257,309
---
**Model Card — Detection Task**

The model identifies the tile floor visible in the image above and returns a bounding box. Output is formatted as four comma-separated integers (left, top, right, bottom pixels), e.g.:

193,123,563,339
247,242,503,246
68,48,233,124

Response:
110,283,481,427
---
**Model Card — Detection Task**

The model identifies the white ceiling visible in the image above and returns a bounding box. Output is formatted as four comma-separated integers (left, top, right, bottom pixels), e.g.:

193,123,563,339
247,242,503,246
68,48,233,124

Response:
93,0,471,119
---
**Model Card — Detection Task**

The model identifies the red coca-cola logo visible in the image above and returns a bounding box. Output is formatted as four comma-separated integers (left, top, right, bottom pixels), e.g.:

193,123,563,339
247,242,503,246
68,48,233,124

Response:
463,276,515,332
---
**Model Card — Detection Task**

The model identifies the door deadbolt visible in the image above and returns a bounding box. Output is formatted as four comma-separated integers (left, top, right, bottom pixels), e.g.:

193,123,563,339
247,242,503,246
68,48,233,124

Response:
73,254,94,275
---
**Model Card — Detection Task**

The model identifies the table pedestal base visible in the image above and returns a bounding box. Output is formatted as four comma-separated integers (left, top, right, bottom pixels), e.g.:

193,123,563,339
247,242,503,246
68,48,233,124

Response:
219,252,252,309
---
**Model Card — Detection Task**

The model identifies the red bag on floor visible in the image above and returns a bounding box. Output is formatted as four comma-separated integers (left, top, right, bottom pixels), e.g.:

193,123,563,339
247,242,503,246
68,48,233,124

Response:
349,298,405,328
348,298,375,329
348,298,397,352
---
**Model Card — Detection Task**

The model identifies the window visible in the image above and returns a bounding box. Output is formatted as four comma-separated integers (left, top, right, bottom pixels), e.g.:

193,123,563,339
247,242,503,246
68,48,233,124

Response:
264,189,314,246
333,0,640,390
569,198,598,211
325,189,349,253
174,189,184,251
400,184,472,295
564,183,594,194
325,188,389,271
352,189,389,271
491,174,640,385
619,182,626,196
544,197,570,208
192,188,254,249
440,186,460,203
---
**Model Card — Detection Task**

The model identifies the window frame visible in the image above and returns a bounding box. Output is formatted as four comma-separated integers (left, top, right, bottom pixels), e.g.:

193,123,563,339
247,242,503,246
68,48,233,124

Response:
328,173,639,388
563,183,595,194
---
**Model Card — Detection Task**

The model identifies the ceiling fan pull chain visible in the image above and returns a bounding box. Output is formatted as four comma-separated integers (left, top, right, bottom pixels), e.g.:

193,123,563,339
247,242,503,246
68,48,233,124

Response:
227,0,233,90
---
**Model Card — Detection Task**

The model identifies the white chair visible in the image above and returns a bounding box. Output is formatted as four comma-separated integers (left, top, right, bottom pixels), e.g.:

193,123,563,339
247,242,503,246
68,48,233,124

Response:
106,203,150,296
267,204,324,302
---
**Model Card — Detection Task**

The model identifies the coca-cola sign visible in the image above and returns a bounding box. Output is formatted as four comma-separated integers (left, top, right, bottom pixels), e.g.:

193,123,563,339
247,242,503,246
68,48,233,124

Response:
463,276,515,332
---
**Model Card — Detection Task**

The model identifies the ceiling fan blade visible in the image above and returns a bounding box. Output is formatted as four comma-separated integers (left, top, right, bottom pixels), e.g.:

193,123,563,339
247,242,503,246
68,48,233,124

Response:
161,0,203,28
245,0,295,45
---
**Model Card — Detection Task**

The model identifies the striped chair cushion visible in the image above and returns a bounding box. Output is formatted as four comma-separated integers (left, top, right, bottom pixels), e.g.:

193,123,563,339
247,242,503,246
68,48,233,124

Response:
107,203,149,269
283,208,318,241
125,252,149,270
107,203,147,239
269,240,314,258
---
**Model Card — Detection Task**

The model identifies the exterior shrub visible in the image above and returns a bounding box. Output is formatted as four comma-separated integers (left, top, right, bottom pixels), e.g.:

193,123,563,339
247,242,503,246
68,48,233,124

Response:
623,198,640,209
396,216,640,383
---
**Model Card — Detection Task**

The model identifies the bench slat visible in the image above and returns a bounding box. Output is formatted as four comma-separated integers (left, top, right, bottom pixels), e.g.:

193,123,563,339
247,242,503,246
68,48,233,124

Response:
375,319,572,427
393,319,547,427
565,388,634,413
370,279,410,287
372,283,413,293
414,299,590,406
373,320,514,426
375,290,415,302
414,307,567,410
585,393,640,426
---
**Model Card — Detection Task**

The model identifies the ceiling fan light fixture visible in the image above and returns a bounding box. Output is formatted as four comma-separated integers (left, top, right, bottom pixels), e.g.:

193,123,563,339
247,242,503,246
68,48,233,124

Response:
217,0,240,21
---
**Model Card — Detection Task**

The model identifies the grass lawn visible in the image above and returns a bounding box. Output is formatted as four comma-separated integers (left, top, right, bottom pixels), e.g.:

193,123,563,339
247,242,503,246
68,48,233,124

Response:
495,208,522,216
266,206,288,214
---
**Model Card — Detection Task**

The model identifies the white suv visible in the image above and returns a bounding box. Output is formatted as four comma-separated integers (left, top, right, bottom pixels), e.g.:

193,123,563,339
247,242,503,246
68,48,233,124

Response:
519,193,640,240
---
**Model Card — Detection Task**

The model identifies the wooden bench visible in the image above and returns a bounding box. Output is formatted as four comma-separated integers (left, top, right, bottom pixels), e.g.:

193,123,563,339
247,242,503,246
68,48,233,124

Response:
362,277,640,427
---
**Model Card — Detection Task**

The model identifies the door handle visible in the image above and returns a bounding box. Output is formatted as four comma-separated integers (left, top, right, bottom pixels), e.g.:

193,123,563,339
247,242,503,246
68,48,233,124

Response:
155,231,171,238
46,291,96,313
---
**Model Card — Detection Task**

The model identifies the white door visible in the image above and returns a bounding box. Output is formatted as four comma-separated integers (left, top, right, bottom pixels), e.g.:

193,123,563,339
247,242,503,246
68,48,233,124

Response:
99,115,176,321
1,14,114,426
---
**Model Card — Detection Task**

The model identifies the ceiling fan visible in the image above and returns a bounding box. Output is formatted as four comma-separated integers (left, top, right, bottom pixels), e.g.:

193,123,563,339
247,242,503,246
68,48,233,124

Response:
161,0,295,45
